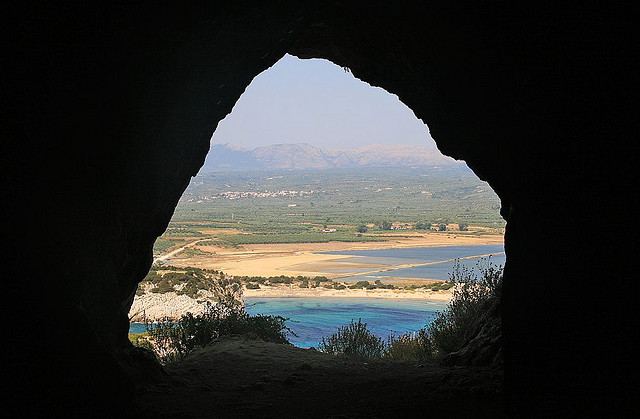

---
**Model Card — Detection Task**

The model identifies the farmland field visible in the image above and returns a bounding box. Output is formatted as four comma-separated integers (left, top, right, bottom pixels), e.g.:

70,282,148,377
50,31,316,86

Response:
156,165,503,256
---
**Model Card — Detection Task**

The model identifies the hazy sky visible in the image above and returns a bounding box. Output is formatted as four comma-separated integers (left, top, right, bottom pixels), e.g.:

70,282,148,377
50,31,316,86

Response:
211,54,436,149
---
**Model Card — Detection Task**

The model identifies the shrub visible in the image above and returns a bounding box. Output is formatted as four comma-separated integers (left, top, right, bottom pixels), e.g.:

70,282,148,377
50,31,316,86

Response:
356,224,368,233
129,331,150,347
318,318,386,360
414,222,431,230
377,220,392,230
427,258,502,355
373,279,395,289
385,329,434,361
429,281,454,291
246,283,260,289
136,297,295,364
318,258,503,363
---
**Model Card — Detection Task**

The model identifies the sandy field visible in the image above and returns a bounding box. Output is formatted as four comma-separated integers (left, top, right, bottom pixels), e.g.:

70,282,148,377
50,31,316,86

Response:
166,231,503,280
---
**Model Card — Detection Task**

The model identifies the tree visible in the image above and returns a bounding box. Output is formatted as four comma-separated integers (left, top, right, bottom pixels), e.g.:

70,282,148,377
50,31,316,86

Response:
438,223,447,231
377,220,392,230
458,223,469,231
415,222,431,230
356,224,368,233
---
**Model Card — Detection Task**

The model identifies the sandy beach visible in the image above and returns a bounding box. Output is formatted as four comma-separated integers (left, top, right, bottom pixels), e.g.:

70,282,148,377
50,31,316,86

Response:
242,284,454,301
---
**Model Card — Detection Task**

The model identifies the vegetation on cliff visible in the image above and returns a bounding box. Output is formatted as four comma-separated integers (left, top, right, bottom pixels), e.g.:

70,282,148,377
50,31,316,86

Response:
131,266,243,322
136,265,240,299
133,296,295,364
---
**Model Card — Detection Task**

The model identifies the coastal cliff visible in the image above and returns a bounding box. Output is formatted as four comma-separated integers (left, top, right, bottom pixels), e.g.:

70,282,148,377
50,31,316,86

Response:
129,267,242,322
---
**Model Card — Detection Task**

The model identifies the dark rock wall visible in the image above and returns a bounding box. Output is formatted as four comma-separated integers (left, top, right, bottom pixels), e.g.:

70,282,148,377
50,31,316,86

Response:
290,4,639,416
3,2,638,416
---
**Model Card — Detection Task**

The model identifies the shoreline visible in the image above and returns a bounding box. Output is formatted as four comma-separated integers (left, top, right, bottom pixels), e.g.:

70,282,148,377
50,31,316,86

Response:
129,288,451,324
242,285,453,302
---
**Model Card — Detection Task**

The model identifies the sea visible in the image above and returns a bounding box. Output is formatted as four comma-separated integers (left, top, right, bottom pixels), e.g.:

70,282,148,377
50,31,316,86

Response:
244,297,447,348
130,244,504,348
129,297,447,348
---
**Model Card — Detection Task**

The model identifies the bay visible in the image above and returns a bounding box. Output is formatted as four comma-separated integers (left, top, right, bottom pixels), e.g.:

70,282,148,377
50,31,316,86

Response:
130,297,447,349
244,297,447,348
130,245,504,347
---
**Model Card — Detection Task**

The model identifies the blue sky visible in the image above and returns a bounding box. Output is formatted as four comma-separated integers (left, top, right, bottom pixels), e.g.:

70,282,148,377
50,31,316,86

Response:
211,54,436,149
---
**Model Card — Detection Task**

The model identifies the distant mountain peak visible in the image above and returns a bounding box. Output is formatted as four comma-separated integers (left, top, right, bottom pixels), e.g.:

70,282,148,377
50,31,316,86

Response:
202,143,460,172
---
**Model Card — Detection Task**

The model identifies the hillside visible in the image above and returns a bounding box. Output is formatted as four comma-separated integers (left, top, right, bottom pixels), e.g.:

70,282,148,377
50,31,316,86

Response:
176,166,504,230
201,143,461,171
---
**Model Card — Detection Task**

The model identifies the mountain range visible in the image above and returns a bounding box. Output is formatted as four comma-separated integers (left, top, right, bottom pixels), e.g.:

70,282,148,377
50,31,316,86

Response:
200,143,461,171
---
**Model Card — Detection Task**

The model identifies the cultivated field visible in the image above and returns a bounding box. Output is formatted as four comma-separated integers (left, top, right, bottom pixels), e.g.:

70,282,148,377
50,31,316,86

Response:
150,166,503,283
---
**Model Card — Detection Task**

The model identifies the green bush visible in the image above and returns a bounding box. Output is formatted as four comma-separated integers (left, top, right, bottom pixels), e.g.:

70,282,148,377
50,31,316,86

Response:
377,220,392,230
385,329,434,361
429,281,454,291
137,266,241,299
427,258,502,355
136,297,295,364
269,276,293,284
414,222,431,230
318,319,386,360
349,280,371,289
374,279,395,289
246,283,260,289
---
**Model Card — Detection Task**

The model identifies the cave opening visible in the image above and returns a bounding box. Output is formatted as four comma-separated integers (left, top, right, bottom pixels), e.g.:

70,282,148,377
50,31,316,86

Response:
128,54,506,415
7,3,636,417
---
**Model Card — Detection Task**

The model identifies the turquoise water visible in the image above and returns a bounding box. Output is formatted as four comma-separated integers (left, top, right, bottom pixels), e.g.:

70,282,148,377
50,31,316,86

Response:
130,245,504,347
129,298,447,348
129,322,148,334
244,297,447,348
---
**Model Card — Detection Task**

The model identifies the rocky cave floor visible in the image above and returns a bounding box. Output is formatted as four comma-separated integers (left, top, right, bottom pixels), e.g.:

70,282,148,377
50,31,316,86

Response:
133,336,504,418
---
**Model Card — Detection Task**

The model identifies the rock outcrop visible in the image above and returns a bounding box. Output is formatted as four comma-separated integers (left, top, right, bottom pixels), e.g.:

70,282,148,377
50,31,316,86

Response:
129,291,226,323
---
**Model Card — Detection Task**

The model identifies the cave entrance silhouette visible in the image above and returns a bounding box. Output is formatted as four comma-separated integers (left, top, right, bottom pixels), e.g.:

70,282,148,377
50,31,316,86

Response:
5,3,636,417
136,53,505,352
129,54,507,417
